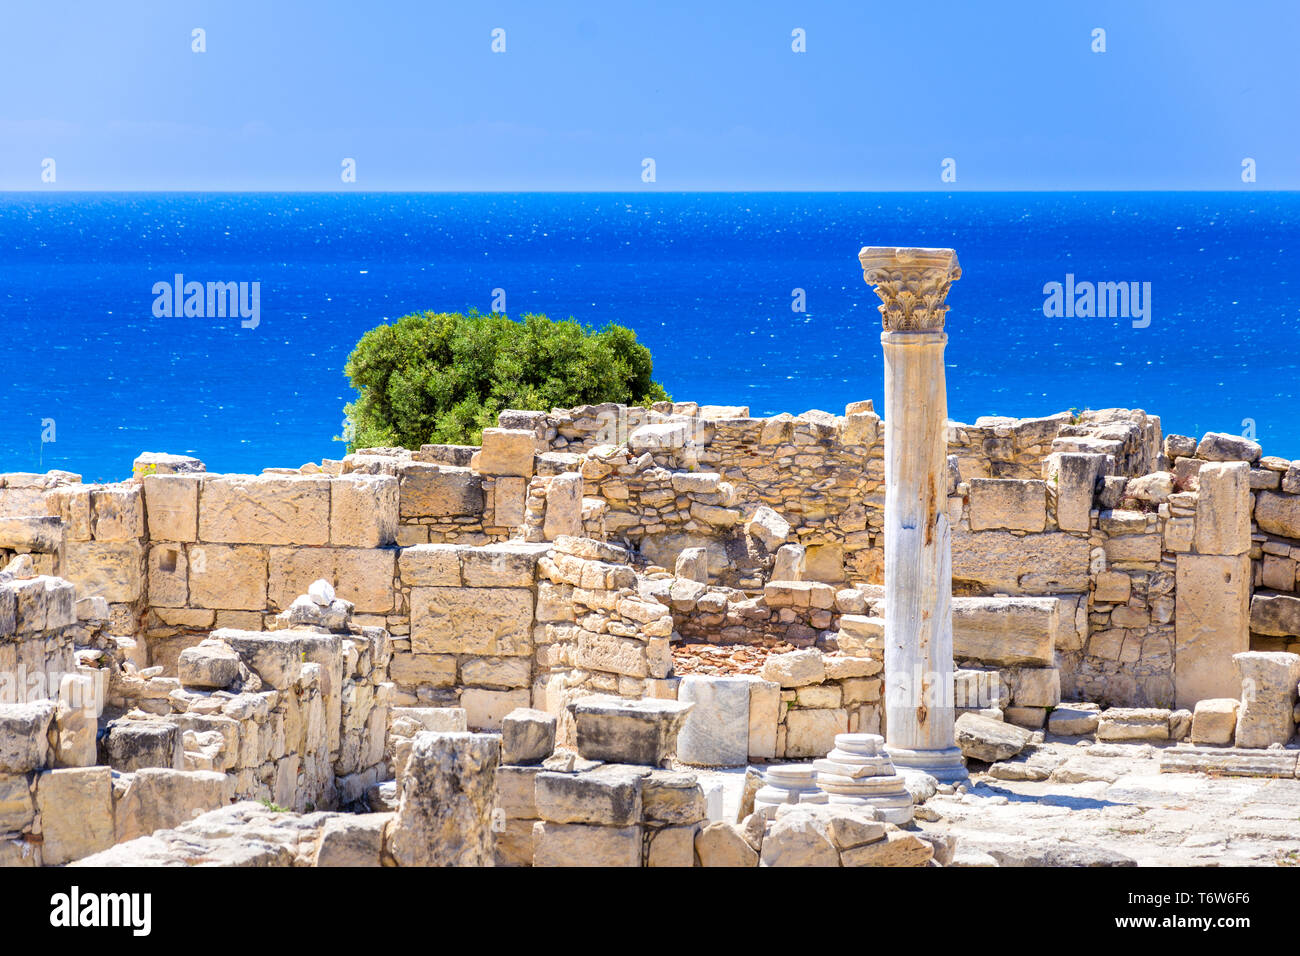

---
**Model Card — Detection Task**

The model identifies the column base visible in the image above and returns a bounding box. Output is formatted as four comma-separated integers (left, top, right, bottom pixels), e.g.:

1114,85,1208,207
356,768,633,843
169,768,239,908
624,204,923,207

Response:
883,745,969,784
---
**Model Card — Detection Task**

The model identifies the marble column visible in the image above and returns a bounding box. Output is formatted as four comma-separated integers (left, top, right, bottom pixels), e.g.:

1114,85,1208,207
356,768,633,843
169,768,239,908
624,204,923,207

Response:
859,246,967,783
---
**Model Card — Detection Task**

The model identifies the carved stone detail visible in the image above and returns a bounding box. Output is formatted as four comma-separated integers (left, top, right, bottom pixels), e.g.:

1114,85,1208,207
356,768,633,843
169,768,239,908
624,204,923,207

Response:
858,247,962,332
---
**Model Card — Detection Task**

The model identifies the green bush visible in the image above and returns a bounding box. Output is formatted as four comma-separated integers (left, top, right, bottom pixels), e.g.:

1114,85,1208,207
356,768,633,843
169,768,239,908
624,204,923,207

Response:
340,310,669,450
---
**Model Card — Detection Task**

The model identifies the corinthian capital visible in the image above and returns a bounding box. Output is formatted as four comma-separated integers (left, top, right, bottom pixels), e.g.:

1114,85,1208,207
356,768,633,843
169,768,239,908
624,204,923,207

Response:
859,247,961,332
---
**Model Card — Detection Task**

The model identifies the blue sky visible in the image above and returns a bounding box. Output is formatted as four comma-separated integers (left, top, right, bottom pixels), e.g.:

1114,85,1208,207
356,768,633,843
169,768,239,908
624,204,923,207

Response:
2,0,1296,190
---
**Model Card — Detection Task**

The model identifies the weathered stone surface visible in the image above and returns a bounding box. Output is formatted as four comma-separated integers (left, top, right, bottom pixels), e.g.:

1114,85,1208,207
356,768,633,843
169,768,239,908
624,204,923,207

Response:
189,544,267,610
61,540,144,604
745,505,790,551
535,765,646,826
955,713,1032,762
314,813,389,866
0,701,55,773
399,544,462,586
839,830,933,867
1012,668,1061,708
952,530,1090,594
1190,698,1239,745
479,429,537,477
760,648,825,687
461,688,531,731
410,586,533,657
1045,452,1106,533
759,810,839,867
1255,491,1300,539
1127,471,1174,503
114,768,234,843
1194,461,1250,555
784,708,847,759
1048,703,1100,736
543,472,583,540
199,475,330,545
1195,432,1261,463
1250,592,1300,638
0,773,34,833
399,464,484,518
675,547,709,583
695,819,759,866
532,821,642,866
1158,746,1298,778
771,544,805,582
99,719,183,771
389,731,499,866
969,478,1047,532
177,640,241,690
1233,651,1300,748
642,771,707,825
35,766,114,865
568,696,693,766
1096,708,1171,741
142,474,201,542
646,823,698,867
330,474,398,547
1175,554,1250,710
986,840,1136,867
745,678,780,760
676,676,750,767
501,708,557,766
952,597,1057,666
0,515,61,552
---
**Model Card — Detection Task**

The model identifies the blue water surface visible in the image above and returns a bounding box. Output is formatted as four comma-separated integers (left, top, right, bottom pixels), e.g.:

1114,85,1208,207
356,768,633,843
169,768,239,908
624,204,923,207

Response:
0,191,1295,479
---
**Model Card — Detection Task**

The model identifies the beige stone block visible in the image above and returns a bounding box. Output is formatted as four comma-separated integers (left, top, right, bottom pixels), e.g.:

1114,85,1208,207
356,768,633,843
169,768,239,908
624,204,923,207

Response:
189,544,267,610
61,540,144,603
91,486,144,541
330,474,398,547
532,821,642,867
461,542,548,587
969,478,1048,532
1255,491,1300,539
35,767,114,865
1094,571,1131,604
410,586,533,657
492,476,527,528
576,630,649,678
952,597,1058,666
1104,534,1161,564
398,464,484,519
1194,461,1250,556
113,768,234,843
461,656,532,689
480,429,538,478
1174,553,1249,710
461,688,532,730
1163,516,1194,552
1190,698,1239,745
647,824,699,867
543,473,583,540
746,678,780,760
1262,553,1297,591
0,773,34,833
147,543,188,608
388,653,457,688
398,544,462,586
45,486,92,541
783,708,847,759
199,475,330,545
333,548,396,613
952,529,1090,594
143,475,200,541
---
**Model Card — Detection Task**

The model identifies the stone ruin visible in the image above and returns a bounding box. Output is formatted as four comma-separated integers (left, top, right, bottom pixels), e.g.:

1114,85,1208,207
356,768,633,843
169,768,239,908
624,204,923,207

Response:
4,247,1300,866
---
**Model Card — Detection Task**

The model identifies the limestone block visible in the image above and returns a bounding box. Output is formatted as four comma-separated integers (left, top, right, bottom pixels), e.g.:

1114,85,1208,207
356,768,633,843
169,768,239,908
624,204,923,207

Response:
147,543,189,607
461,656,531,689
969,478,1048,532
399,464,484,519
388,653,456,688
1255,491,1300,539
53,702,98,768
461,688,531,731
0,773,34,833
142,474,201,541
479,429,537,478
695,820,759,866
1195,432,1261,462
952,529,1090,594
836,615,883,656
0,701,55,773
760,648,824,688
568,696,693,766
1011,668,1060,708
1233,651,1300,748
0,515,62,552
332,548,397,614
1159,747,1297,778
783,708,847,759
134,451,205,475
330,474,398,547
535,765,646,826
113,768,234,843
398,544,462,587
839,830,933,867
576,630,649,679
1189,698,1239,745
1127,471,1174,503
1250,592,1300,637
90,486,144,541
675,547,709,583
955,712,1031,761
1262,553,1296,591
314,813,389,866
495,764,542,820
1096,707,1171,741
543,472,583,540
61,540,144,604
199,475,330,545
1174,554,1250,709
803,544,845,584
745,678,780,760
771,544,805,582
189,544,267,610
1044,452,1107,533
178,640,241,690
218,629,309,689
1004,706,1047,729
410,586,533,657
501,708,557,765
1164,516,1194,552
1094,571,1131,604
951,597,1057,667
460,541,549,587
389,731,499,866
532,821,642,867
745,505,790,551
647,824,698,867
676,676,750,767
1047,703,1099,736
1104,533,1161,564
759,811,839,867
100,720,184,771
35,767,114,865
642,771,707,825
1194,461,1250,555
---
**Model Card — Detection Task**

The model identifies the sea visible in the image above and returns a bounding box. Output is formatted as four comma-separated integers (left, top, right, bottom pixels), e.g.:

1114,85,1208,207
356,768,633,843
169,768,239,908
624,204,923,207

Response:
1,191,1295,480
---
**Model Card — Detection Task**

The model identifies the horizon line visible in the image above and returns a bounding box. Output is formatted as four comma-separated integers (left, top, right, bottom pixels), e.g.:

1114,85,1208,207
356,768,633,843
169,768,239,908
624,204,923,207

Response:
0,187,1295,195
